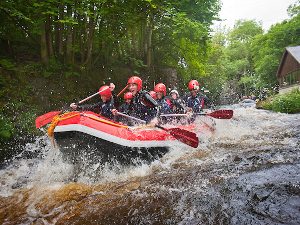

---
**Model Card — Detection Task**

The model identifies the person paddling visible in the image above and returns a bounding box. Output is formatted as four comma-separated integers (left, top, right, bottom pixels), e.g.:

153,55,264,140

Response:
70,84,117,120
115,76,158,123
184,80,211,113
169,89,186,114
119,92,133,114
154,83,172,115
116,92,133,124
149,90,157,100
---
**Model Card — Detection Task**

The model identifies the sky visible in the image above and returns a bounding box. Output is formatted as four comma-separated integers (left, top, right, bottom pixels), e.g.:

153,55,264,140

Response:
214,0,296,31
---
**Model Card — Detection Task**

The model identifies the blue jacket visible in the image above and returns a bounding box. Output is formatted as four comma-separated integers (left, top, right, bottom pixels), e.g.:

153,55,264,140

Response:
186,93,210,113
156,98,172,115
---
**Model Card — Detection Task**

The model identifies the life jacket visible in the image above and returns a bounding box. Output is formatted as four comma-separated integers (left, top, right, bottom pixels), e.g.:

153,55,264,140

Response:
169,98,186,114
128,90,158,122
99,98,115,119
186,94,206,113
119,102,130,114
156,97,172,115
78,97,116,119
140,91,158,108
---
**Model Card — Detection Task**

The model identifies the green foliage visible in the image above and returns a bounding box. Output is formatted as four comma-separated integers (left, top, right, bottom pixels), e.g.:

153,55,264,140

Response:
207,14,300,103
15,110,39,135
20,60,79,78
0,114,14,140
22,62,44,73
213,20,263,97
229,20,263,43
0,58,16,70
238,75,258,91
252,15,300,86
288,0,300,17
64,71,80,78
262,89,300,113
0,0,221,82
203,34,228,101
154,11,210,82
122,56,146,70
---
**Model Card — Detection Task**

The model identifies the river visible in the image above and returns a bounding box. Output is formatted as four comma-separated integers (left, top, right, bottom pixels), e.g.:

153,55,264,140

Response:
0,107,299,224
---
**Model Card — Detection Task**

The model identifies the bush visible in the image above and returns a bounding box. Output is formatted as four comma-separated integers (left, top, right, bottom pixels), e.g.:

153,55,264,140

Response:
0,115,14,140
261,89,300,113
0,58,16,70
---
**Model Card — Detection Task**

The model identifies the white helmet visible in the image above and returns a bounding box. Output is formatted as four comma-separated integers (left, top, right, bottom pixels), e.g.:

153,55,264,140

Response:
170,89,179,96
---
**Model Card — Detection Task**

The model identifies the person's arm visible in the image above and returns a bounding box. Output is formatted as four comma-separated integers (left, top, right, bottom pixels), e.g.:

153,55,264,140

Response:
202,95,212,109
141,91,159,107
112,93,120,108
173,99,186,113
109,82,120,108
70,102,102,111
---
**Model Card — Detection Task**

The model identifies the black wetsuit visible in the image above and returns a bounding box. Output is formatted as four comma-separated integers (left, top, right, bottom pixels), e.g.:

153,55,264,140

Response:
128,90,158,123
78,98,116,119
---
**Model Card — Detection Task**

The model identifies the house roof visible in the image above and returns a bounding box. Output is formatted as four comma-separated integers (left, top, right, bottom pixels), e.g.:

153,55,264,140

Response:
287,46,300,62
277,46,300,78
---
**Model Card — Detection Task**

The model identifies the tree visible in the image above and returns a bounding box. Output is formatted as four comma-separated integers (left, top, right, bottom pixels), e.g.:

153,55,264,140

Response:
224,20,263,95
252,14,300,87
0,0,221,81
288,0,300,17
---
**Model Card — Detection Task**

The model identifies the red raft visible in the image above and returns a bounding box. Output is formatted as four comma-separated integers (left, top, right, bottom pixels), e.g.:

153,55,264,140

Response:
47,111,209,163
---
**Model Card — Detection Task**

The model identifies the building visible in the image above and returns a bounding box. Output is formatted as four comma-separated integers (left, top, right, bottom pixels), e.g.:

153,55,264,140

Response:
277,46,300,94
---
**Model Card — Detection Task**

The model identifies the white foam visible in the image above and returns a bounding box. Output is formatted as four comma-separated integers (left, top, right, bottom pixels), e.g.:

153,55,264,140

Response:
0,108,299,197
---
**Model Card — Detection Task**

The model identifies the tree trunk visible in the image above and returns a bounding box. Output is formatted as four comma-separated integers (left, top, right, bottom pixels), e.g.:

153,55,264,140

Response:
139,21,146,58
79,15,87,64
55,4,64,60
65,5,73,64
66,27,73,64
41,20,49,64
146,15,154,68
83,9,96,67
7,40,15,59
46,15,54,59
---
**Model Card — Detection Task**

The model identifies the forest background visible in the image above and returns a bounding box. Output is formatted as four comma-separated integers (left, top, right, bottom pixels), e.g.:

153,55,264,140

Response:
0,0,300,142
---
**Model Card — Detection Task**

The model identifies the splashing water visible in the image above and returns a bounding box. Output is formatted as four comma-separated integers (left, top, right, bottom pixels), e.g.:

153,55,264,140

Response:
0,108,299,224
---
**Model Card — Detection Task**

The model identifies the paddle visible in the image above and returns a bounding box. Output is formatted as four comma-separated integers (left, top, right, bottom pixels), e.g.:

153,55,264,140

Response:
35,87,111,128
117,84,129,97
197,109,233,119
160,109,233,119
115,112,147,124
116,112,199,148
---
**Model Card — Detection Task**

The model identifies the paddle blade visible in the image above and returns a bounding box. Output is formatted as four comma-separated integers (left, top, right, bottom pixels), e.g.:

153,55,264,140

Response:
168,128,199,148
35,111,61,128
208,110,233,119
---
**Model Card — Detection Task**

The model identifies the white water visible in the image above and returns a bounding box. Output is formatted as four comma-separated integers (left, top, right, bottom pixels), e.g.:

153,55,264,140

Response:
1,108,299,197
0,107,299,224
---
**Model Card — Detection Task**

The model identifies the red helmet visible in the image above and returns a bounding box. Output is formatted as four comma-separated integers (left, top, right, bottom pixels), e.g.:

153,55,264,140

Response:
149,91,157,100
127,76,142,91
188,80,200,91
124,92,133,100
154,83,166,96
99,85,112,98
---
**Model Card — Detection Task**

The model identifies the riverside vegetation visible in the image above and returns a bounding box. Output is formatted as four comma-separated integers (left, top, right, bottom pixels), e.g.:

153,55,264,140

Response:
1,0,300,142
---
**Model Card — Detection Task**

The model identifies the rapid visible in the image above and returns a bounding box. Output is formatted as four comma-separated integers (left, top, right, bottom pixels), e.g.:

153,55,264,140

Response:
0,107,299,224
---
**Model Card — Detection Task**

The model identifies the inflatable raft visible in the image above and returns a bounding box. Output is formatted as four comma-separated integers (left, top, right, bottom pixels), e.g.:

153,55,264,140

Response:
47,111,202,163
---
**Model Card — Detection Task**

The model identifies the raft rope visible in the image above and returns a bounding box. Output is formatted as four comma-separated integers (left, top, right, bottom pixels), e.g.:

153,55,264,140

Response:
47,112,80,137
85,114,128,129
47,112,128,137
